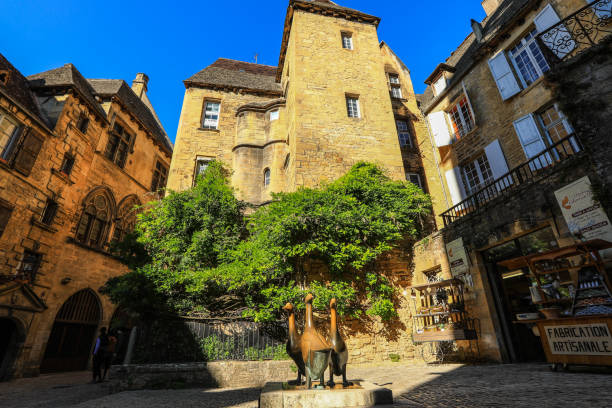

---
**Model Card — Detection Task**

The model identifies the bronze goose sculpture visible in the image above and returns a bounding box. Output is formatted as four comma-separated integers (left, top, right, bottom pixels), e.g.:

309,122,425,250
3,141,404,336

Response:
328,298,351,388
282,302,305,385
300,293,331,389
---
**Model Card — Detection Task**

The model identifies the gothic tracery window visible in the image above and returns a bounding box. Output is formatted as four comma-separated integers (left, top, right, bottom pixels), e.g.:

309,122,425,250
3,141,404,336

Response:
75,189,114,249
112,195,141,243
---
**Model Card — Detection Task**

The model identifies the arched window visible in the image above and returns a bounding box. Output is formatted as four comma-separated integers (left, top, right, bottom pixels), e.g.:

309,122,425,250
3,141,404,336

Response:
263,168,271,188
75,188,115,248
112,195,141,243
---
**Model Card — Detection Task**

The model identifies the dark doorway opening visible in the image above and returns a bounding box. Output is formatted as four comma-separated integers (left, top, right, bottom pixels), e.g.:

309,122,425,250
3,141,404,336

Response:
0,318,20,381
40,289,101,373
482,226,559,363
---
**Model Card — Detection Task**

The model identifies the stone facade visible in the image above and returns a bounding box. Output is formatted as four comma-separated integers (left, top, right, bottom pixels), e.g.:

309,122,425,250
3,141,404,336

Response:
0,57,172,379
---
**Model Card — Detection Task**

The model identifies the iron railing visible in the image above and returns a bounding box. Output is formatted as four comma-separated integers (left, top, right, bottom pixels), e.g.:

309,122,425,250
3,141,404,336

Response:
537,0,611,65
441,134,583,226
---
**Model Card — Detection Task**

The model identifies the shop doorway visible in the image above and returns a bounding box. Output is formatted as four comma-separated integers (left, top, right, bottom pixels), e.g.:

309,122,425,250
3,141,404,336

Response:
482,226,559,362
40,289,101,373
0,318,23,381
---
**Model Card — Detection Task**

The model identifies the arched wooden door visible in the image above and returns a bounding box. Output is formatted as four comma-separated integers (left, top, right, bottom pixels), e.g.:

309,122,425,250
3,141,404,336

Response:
40,289,101,373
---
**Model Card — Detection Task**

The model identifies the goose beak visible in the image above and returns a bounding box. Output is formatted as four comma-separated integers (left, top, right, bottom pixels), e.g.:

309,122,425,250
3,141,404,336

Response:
305,293,314,303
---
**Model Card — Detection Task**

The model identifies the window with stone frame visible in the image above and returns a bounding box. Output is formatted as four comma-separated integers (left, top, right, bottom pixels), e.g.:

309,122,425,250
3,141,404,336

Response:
341,32,353,50
76,115,89,134
0,108,21,161
509,29,550,87
202,101,221,129
388,73,402,99
406,172,423,189
0,200,13,238
59,153,75,176
346,96,360,118
75,189,113,249
41,199,59,226
537,105,573,146
19,251,42,282
447,96,475,140
151,160,168,192
263,168,271,188
104,122,133,168
461,154,494,196
396,120,413,148
194,156,212,185
112,195,141,243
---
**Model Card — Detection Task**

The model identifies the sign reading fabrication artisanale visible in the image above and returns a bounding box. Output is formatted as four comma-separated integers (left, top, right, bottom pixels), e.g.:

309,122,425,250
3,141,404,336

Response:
545,324,612,355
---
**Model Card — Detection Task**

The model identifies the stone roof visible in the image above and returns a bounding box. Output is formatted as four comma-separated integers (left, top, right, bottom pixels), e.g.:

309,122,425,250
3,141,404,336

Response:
0,53,46,126
28,64,107,121
420,0,536,112
185,58,282,95
87,79,173,153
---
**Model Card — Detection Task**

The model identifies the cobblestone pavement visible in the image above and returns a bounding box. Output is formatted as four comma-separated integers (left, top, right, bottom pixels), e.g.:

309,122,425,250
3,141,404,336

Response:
1,363,611,407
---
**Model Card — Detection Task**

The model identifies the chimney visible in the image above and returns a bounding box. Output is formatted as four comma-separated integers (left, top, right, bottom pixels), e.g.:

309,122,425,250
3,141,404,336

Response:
131,73,149,99
471,19,484,42
482,0,501,16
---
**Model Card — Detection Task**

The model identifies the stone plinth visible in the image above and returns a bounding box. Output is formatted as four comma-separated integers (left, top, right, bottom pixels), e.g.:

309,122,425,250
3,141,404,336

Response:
259,381,393,408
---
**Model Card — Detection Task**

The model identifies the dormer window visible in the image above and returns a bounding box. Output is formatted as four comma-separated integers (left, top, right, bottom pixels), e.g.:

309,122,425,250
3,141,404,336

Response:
432,74,447,96
341,32,353,50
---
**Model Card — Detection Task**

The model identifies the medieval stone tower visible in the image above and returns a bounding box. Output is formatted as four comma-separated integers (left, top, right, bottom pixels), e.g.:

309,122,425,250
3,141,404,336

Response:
167,0,428,205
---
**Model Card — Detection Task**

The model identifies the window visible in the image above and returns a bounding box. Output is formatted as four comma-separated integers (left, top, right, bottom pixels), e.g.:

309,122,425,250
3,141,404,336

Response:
41,199,58,225
346,96,360,118
151,160,168,192
104,123,133,168
19,251,42,282
112,195,140,243
510,29,550,87
388,74,402,99
461,154,494,195
202,101,221,129
76,115,89,134
0,202,13,237
59,153,75,176
76,190,113,248
537,105,572,145
194,157,212,184
432,75,447,96
0,109,20,161
406,173,423,189
270,110,279,121
396,120,413,148
448,96,475,140
341,32,353,50
263,168,271,188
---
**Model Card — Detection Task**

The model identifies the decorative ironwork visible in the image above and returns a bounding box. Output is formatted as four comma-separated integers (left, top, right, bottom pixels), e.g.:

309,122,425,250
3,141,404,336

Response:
537,0,611,65
441,134,583,226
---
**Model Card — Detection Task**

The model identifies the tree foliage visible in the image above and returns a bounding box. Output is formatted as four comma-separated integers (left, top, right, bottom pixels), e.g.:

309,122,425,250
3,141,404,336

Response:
103,161,431,323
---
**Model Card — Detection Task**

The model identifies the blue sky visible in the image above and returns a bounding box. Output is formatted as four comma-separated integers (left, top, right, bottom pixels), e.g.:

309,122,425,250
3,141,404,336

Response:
1,1,485,143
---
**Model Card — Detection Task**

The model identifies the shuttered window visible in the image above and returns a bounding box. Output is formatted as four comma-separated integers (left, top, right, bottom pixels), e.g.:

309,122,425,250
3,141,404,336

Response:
428,111,452,147
534,3,576,59
13,129,44,176
488,51,522,100
509,29,550,87
513,114,551,170
447,96,475,140
445,167,467,206
461,155,494,196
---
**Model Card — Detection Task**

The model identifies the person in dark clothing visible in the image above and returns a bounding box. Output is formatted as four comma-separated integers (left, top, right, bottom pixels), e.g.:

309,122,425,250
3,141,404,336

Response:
91,327,109,383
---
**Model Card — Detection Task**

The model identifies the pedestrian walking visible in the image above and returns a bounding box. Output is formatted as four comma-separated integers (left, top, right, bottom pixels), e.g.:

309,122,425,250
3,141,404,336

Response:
91,327,109,383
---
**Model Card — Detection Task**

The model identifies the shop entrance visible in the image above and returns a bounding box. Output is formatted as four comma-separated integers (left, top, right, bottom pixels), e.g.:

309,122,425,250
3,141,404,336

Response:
482,226,559,362
40,289,101,373
0,318,22,381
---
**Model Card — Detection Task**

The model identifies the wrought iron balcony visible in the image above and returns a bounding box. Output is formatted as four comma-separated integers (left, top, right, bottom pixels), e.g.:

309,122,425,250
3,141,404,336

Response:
441,134,583,227
537,0,611,65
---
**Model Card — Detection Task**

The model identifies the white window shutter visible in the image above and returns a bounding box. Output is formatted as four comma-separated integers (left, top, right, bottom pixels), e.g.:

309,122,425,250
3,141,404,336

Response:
445,167,467,206
485,139,513,191
488,51,521,100
513,114,551,170
428,111,452,147
461,80,476,125
535,4,576,58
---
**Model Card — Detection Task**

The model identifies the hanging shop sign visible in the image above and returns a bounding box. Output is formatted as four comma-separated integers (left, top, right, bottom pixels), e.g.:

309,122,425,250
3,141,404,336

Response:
446,237,469,277
544,323,612,356
554,177,612,252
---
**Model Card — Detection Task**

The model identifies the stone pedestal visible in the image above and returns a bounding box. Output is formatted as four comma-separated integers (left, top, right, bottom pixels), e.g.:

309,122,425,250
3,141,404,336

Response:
259,381,393,408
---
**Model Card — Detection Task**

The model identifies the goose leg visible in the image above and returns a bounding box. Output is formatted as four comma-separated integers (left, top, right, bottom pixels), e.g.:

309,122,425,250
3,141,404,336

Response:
326,361,335,388
341,364,352,388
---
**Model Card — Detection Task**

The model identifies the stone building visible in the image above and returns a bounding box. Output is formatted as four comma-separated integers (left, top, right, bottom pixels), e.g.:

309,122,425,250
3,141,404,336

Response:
413,0,612,362
0,54,172,379
167,0,438,362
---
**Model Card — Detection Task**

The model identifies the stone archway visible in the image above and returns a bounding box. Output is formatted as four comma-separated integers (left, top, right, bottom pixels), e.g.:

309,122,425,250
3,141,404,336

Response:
40,289,101,373
0,317,25,381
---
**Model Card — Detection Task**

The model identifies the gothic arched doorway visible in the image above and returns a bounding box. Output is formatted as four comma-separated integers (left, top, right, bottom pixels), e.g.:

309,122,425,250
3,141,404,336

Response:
0,318,24,381
40,289,101,373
